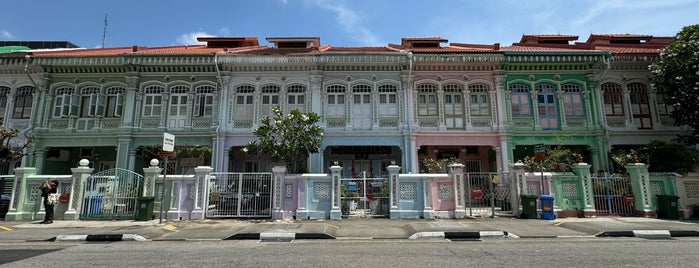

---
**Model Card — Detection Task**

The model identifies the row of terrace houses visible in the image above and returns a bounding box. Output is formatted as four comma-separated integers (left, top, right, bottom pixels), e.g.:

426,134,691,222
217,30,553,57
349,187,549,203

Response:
0,34,685,177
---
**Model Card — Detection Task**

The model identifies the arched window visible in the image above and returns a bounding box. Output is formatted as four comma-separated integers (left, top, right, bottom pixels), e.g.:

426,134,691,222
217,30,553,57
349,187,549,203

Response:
143,85,163,117
194,85,215,117
53,87,75,118
417,84,437,116
378,84,398,117
509,84,530,117
234,84,255,119
287,84,306,112
443,84,463,129
326,85,346,118
260,85,281,117
561,84,584,117
536,84,558,129
0,86,9,119
602,83,623,116
628,83,652,129
469,84,490,116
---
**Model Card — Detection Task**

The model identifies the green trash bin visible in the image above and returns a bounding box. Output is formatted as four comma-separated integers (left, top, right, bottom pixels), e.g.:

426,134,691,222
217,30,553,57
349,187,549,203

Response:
656,195,679,219
136,196,155,221
520,195,538,219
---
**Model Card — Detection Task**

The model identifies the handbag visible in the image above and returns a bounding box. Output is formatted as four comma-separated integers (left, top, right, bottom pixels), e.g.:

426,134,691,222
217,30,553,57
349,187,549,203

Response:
47,193,61,205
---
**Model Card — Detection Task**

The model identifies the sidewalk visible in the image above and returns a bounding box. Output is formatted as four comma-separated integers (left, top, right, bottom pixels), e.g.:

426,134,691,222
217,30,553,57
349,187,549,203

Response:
1,217,698,242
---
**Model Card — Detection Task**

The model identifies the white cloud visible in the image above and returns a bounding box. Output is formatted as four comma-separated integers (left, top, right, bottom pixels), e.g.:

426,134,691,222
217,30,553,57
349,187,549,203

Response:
309,0,382,46
1,30,14,39
176,31,211,45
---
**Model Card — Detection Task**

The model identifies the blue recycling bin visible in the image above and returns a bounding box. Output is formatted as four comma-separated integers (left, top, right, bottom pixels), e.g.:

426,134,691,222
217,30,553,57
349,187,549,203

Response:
540,195,555,220
87,194,103,214
347,182,357,191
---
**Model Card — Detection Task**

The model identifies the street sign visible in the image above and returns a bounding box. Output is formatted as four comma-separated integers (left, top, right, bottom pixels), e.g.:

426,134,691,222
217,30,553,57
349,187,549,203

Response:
163,133,175,152
534,144,545,161
533,144,545,154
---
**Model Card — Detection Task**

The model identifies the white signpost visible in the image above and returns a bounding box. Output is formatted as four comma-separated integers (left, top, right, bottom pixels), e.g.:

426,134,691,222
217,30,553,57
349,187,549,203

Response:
159,133,175,223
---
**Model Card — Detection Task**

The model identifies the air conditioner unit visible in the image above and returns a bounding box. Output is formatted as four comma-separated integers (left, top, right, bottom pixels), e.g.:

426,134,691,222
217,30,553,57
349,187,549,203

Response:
46,149,70,162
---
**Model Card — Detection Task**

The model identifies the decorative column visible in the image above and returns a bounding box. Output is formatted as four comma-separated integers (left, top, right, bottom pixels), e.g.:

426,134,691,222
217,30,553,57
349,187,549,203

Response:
449,163,466,218
142,159,161,197
571,163,595,217
626,163,654,217
4,167,37,221
191,166,213,219
510,162,526,217
329,163,343,219
64,159,94,220
386,164,400,219
271,165,287,220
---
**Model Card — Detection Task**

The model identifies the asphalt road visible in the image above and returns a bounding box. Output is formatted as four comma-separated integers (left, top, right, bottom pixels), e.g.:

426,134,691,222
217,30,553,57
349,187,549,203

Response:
2,238,698,267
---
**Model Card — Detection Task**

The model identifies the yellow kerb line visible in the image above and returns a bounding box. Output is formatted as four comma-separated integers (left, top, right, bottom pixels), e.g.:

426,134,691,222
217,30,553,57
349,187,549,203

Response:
0,226,12,231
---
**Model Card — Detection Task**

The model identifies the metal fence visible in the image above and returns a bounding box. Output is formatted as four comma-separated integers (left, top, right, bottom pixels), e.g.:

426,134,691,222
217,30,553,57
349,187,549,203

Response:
465,172,512,217
80,168,143,220
591,173,635,216
340,177,389,218
206,172,273,218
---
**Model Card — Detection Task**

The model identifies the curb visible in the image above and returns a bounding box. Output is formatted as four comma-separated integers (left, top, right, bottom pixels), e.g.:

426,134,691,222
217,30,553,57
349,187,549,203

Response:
54,234,147,242
409,231,509,240
596,230,699,238
225,232,335,241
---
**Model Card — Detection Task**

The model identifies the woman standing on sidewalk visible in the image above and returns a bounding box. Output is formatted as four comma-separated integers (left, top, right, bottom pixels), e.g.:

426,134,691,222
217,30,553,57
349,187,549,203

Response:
39,179,59,224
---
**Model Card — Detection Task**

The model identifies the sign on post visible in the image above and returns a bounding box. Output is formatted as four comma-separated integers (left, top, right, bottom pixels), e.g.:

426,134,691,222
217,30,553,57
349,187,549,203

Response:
163,133,175,152
534,144,545,161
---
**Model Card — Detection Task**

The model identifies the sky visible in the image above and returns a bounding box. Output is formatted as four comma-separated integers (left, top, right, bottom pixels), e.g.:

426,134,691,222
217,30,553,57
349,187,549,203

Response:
2,0,699,49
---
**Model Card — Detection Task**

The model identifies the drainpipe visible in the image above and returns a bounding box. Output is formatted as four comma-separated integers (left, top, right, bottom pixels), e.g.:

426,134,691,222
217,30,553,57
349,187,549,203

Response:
21,55,39,166
405,51,415,173
213,53,225,171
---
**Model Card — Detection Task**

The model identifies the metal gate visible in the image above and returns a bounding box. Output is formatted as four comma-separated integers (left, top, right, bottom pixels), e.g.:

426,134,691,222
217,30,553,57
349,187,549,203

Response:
465,172,512,217
206,172,272,218
340,177,390,218
80,168,143,220
591,173,635,216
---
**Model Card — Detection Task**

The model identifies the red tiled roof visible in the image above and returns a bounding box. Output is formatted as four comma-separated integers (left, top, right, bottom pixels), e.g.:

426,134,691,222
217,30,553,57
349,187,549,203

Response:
501,45,598,52
324,46,395,52
592,45,661,54
586,34,652,43
520,34,579,43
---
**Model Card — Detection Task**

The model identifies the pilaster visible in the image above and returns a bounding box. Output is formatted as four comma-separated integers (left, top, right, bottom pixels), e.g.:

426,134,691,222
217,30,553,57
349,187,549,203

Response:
571,163,595,216
4,167,37,221
329,164,343,219
271,165,287,220
626,163,654,217
64,159,94,220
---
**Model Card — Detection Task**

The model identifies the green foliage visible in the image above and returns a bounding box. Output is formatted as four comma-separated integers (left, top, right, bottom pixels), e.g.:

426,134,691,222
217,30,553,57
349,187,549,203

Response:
650,24,699,144
0,127,33,163
374,182,390,197
243,106,323,174
520,146,581,172
610,140,699,174
420,156,460,173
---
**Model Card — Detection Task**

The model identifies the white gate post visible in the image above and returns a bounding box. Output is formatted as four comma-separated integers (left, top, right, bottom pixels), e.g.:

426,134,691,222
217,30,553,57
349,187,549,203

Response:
511,162,526,218
4,167,36,221
449,163,466,218
271,165,287,220
386,164,400,219
571,163,595,216
192,166,213,220
65,159,94,220
329,163,343,219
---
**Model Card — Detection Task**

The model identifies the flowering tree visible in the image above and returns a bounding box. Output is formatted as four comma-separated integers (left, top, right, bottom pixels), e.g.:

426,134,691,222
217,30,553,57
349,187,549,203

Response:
0,127,33,166
243,106,323,174
650,24,699,144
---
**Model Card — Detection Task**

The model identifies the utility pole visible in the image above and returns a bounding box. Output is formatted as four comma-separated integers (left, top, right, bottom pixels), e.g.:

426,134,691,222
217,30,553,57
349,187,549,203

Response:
102,13,108,48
